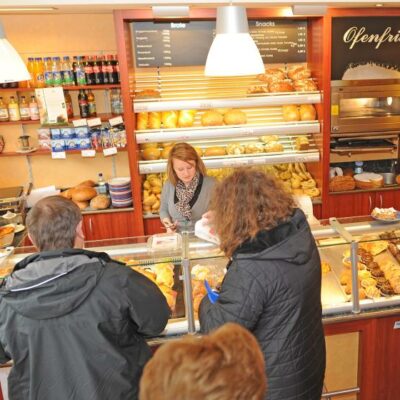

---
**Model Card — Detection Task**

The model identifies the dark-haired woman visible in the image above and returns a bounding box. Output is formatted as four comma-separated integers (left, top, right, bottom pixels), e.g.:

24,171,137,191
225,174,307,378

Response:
199,169,325,400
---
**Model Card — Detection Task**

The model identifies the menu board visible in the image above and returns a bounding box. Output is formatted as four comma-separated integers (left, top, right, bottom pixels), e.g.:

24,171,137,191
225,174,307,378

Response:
131,20,307,68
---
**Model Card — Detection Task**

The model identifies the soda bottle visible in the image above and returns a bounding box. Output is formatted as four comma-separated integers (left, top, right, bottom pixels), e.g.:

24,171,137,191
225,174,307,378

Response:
114,54,120,84
84,56,94,85
19,96,30,121
78,89,89,118
33,57,45,88
26,57,35,88
0,97,9,122
43,57,53,87
72,56,78,85
100,56,109,85
52,57,62,86
8,96,21,121
92,56,103,85
29,96,40,121
64,91,74,119
106,55,115,84
61,56,74,86
87,90,97,117
75,56,87,86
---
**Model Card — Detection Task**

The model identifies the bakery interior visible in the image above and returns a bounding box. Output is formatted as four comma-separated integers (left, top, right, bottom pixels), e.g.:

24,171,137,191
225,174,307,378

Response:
1,0,400,399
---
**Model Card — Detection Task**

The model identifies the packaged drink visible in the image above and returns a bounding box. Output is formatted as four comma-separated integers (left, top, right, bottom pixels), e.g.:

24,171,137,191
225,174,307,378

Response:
8,96,21,121
43,57,53,87
97,173,108,194
19,58,29,88
114,55,120,84
29,96,40,121
52,57,62,86
78,89,89,118
72,56,78,85
33,57,45,88
106,55,115,84
92,56,103,85
84,57,94,85
64,91,74,119
19,96,30,121
61,56,74,86
0,97,9,122
75,56,87,86
87,90,97,117
110,89,123,115
100,56,109,84
26,57,35,88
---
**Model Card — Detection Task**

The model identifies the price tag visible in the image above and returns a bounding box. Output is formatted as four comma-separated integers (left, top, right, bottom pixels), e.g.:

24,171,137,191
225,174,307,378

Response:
393,321,400,329
109,116,124,126
242,128,255,136
103,147,118,156
81,149,96,158
199,102,212,109
51,151,66,159
134,104,148,112
72,119,88,127
87,118,102,127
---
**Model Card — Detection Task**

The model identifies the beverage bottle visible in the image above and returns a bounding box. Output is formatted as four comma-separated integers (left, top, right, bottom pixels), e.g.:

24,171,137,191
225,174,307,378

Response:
43,57,53,87
75,56,87,86
87,90,97,117
52,57,62,86
0,97,9,122
84,56,94,85
355,161,364,174
72,56,78,85
100,56,109,85
61,56,74,86
26,57,35,88
8,96,21,121
19,96,30,121
33,57,45,88
92,56,103,85
64,91,74,119
106,55,115,84
114,54,120,84
78,89,89,118
19,58,30,88
97,173,108,194
29,96,40,121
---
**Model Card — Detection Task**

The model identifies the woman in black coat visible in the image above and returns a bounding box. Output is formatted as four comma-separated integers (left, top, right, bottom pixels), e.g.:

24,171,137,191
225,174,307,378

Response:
199,169,325,400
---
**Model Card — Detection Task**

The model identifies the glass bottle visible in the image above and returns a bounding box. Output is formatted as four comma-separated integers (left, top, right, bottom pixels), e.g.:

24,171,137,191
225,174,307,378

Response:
355,161,364,174
87,90,97,117
44,57,53,87
78,89,89,118
33,57,45,88
92,56,103,85
97,173,108,194
61,56,74,86
29,96,40,121
52,57,62,87
64,91,74,119
8,96,21,121
26,57,35,88
0,97,9,122
19,96,31,121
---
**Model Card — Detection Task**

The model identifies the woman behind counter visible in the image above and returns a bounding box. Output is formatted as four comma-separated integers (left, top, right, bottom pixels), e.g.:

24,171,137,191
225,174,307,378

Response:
160,143,215,232
199,169,325,400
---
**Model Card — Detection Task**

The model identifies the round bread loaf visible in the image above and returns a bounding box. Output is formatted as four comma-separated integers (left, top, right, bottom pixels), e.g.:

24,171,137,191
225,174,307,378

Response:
223,109,247,125
140,142,159,150
90,195,110,210
282,105,300,122
142,147,161,160
161,111,178,129
77,180,96,188
136,112,148,130
73,200,89,210
148,112,161,129
178,110,196,128
201,111,224,126
60,189,72,199
204,147,226,157
299,104,317,121
71,186,97,202
354,173,384,189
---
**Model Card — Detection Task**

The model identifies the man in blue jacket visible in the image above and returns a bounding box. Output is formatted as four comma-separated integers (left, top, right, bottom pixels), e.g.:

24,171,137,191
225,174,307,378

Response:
0,196,170,400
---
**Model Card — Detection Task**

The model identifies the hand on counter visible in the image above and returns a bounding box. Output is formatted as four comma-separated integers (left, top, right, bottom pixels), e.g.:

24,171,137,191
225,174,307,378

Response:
162,218,177,233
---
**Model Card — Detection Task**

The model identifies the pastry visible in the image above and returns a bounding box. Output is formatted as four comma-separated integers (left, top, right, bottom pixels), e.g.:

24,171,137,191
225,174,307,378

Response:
257,68,285,83
293,79,318,91
358,270,372,280
329,176,356,192
264,141,284,153
70,186,97,202
365,285,381,299
380,283,394,295
268,81,294,93
90,195,110,210
359,240,388,256
162,111,178,129
148,112,161,129
288,65,311,80
359,288,367,300
0,225,14,238
153,263,175,289
260,135,279,143
361,278,377,288
245,143,264,154
158,283,177,310
321,261,331,274
371,207,397,221
367,261,379,270
295,136,310,151
371,268,384,278
388,243,399,256
226,143,245,155
299,104,317,121
136,112,148,130
201,110,224,126
354,173,384,189
204,147,226,157
360,252,373,264
247,85,268,94
178,110,196,128
135,89,161,99
60,189,72,199
223,109,247,125
375,277,389,287
282,105,300,122
214,108,230,115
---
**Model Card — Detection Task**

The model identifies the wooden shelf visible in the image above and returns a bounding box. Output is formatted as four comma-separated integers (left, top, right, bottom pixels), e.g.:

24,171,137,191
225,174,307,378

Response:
0,147,127,157
0,84,121,92
330,185,400,195
0,119,39,125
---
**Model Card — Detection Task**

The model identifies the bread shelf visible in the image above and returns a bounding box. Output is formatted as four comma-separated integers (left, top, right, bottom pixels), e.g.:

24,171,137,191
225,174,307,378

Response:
0,147,127,157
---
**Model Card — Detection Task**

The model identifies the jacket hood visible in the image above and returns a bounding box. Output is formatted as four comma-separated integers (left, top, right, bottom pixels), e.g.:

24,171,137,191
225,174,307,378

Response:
0,249,113,320
234,208,314,265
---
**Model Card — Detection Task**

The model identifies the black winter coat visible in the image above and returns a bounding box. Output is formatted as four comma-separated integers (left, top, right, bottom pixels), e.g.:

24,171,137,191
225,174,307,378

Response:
199,209,325,400
0,249,170,400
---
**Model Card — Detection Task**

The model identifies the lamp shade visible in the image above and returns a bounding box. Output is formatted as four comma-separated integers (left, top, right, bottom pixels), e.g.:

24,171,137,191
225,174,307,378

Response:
205,6,264,77
0,21,30,83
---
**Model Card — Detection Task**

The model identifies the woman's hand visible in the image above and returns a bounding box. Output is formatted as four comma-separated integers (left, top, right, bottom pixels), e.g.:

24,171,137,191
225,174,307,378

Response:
162,218,177,232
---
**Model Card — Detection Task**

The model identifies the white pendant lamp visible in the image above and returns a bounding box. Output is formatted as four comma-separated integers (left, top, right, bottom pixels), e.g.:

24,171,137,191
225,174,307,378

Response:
0,20,30,84
205,6,264,77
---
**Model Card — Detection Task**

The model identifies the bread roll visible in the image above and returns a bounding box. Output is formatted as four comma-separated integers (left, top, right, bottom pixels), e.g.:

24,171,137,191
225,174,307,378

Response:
354,173,384,189
226,143,245,155
257,69,285,83
223,109,247,125
90,195,110,210
73,200,89,210
214,108,230,115
260,135,279,143
204,147,226,157
247,85,269,94
178,110,196,128
162,111,178,129
60,189,72,199
269,81,294,93
140,143,159,150
142,147,161,160
201,110,224,126
329,176,356,192
294,79,318,92
288,66,311,80
245,143,264,154
161,146,173,159
71,186,97,202
136,112,148,130
299,104,317,121
148,112,161,129
77,180,96,188
264,141,284,153
135,89,161,99
282,105,300,122
295,136,310,151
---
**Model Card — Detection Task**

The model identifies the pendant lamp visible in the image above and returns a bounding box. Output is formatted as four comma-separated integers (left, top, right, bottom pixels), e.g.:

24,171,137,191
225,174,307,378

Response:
205,6,264,77
0,20,30,84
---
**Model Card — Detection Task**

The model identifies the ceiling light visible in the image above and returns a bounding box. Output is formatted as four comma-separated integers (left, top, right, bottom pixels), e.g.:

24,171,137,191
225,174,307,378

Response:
205,6,264,77
0,20,30,84
152,6,190,19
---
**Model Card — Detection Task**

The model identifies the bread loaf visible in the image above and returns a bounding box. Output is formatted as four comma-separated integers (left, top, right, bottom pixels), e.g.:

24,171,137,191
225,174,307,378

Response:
135,89,161,99
73,200,89,210
288,66,311,80
223,109,247,125
269,81,294,93
260,135,279,143
60,189,72,199
245,143,264,154
295,136,310,151
293,79,318,92
178,110,196,128
148,112,161,129
77,180,96,188
329,176,356,192
90,195,110,210
354,173,384,189
142,147,161,160
226,143,245,155
282,105,300,122
299,104,317,121
264,141,283,153
201,111,224,126
136,112,148,130
71,186,97,202
162,111,178,129
204,147,226,157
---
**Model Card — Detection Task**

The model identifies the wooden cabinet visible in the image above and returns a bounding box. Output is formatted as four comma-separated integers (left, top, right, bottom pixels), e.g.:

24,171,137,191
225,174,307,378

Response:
82,210,135,241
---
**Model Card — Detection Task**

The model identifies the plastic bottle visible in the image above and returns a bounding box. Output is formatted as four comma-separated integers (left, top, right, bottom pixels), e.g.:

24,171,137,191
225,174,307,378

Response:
78,89,89,118
52,57,62,86
92,56,103,85
97,173,108,194
110,88,123,115
33,57,45,88
114,54,120,84
100,56,109,85
355,161,364,174
87,90,97,117
18,58,30,88
106,55,115,84
0,97,9,122
84,56,94,85
19,96,30,121
75,56,87,86
43,57,53,87
61,56,74,86
29,96,40,121
64,91,74,119
25,57,35,88
8,96,21,121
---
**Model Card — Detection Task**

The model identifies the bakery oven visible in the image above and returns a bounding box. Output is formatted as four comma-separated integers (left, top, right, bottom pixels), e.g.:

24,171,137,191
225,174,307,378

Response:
331,79,400,135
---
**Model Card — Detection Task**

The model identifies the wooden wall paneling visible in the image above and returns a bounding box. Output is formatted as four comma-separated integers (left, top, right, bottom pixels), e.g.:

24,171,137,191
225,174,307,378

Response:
143,217,164,236
325,192,373,218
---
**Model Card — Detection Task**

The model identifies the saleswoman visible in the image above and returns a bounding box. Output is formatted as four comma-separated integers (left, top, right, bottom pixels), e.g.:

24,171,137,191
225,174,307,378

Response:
160,143,215,232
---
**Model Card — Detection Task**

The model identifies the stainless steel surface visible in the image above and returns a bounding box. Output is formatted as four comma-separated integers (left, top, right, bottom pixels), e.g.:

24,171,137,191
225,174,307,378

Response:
321,387,360,398
181,231,195,334
350,241,360,314
216,6,248,34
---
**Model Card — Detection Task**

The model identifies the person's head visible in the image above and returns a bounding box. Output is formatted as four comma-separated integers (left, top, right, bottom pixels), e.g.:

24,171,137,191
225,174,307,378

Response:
26,195,84,251
167,142,206,186
140,322,266,400
210,168,295,257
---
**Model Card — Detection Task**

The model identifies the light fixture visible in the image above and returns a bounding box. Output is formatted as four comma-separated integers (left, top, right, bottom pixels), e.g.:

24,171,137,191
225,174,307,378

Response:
0,20,30,84
375,3,383,6
152,6,190,19
205,6,264,77
291,5,328,16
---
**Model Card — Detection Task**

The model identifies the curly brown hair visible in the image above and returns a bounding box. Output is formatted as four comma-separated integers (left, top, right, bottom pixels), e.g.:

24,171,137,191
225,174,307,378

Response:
139,323,266,400
210,168,295,257
167,142,207,186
